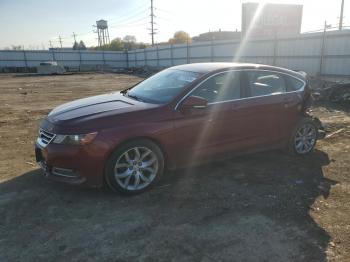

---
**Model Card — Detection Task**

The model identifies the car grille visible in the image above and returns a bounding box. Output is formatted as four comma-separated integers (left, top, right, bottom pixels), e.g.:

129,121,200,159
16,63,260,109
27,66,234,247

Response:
38,129,55,146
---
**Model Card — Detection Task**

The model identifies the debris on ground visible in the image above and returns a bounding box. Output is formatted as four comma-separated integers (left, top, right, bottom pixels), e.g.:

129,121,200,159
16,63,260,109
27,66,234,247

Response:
328,83,350,103
309,77,350,105
326,128,346,139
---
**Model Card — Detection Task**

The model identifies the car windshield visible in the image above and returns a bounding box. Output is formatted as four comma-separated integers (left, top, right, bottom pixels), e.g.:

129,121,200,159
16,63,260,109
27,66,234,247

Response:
125,69,202,104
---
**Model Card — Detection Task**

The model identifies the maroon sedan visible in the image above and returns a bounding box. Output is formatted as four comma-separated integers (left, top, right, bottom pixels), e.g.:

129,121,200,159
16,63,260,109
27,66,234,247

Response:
35,63,325,194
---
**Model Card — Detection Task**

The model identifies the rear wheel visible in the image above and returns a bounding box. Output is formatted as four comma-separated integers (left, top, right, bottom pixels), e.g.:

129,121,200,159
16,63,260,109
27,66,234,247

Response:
288,118,317,155
105,139,164,194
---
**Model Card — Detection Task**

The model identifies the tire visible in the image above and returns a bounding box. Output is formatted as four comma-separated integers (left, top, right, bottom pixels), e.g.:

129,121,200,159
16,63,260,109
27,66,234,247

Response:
288,117,318,156
105,139,165,195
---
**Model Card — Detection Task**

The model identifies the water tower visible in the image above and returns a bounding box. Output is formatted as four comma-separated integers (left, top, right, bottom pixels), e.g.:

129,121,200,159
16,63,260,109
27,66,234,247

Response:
96,19,110,46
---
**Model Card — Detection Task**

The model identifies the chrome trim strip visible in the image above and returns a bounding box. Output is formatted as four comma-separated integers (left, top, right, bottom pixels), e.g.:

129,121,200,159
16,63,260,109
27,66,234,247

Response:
207,89,303,105
52,167,77,178
37,129,56,148
36,138,47,149
174,69,306,110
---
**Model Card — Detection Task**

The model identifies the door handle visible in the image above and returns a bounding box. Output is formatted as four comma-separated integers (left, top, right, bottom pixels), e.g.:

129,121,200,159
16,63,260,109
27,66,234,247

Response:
283,97,293,102
232,103,242,110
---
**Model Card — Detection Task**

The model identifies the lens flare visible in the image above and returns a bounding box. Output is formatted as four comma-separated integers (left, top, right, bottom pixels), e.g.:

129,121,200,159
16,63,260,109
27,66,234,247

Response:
234,3,266,63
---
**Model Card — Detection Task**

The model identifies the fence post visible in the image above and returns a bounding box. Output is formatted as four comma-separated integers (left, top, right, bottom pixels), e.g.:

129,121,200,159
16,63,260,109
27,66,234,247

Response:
23,50,28,71
144,48,147,67
51,49,56,61
186,39,190,64
102,50,106,71
135,51,137,67
125,49,129,69
170,44,174,66
273,35,278,66
156,44,159,68
210,37,214,62
78,50,82,72
319,21,327,76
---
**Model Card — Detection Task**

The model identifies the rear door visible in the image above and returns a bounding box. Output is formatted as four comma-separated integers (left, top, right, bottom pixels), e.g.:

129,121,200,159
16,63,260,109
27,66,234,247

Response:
238,70,289,147
279,75,307,138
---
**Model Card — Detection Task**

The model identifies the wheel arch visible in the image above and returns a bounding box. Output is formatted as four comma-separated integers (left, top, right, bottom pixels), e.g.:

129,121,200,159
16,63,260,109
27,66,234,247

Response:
103,136,172,175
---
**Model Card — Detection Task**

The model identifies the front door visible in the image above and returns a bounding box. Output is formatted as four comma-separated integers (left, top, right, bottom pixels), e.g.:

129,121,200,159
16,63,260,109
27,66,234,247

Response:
172,70,243,164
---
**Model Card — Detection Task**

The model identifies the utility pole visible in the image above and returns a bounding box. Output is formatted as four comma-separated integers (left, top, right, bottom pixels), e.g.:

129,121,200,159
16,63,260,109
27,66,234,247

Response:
72,32,77,43
58,35,63,48
319,20,328,76
150,0,156,46
339,0,345,30
49,40,55,61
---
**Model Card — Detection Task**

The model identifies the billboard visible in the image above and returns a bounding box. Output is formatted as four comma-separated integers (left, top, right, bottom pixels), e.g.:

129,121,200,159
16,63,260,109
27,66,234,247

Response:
242,2,303,38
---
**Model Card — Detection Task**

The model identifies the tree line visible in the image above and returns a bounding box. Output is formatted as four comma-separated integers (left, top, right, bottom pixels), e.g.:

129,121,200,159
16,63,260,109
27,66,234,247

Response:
92,31,191,51
2,31,192,51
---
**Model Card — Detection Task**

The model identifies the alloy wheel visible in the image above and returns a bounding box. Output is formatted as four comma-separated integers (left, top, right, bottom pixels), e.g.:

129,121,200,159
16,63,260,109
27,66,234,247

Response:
294,123,317,154
114,147,158,191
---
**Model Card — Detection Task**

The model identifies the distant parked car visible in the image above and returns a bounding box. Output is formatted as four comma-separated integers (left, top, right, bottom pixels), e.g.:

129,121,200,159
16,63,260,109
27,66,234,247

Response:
35,63,325,194
37,61,65,75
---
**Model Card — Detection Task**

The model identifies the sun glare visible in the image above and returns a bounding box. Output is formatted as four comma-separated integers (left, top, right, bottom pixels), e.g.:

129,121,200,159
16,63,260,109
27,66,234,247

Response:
233,2,266,62
184,3,267,165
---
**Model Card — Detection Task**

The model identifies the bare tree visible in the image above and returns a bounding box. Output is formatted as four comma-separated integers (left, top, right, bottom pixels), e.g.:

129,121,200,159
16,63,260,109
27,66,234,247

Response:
123,35,136,43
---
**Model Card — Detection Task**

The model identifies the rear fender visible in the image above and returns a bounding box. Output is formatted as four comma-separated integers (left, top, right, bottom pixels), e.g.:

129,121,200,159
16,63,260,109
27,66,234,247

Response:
302,113,326,140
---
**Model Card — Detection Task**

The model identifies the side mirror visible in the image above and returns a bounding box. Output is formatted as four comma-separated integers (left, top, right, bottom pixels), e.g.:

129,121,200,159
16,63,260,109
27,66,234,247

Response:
180,96,208,110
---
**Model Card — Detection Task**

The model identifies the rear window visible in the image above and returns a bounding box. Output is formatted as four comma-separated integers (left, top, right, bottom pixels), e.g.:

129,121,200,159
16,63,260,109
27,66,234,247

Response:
246,71,287,97
286,76,305,91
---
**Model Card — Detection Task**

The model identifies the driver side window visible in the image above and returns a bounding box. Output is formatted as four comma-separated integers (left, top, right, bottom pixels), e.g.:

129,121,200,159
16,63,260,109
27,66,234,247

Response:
191,71,241,103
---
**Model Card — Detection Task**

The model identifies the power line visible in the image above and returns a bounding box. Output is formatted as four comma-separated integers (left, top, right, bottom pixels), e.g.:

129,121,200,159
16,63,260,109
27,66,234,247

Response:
156,15,173,22
155,7,175,15
47,5,151,47
112,21,149,29
109,8,149,26
76,30,94,37
108,5,148,23
110,15,149,28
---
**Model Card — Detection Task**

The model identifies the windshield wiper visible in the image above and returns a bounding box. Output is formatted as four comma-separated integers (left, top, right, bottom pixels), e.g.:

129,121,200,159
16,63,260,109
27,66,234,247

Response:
120,89,128,95
125,92,143,102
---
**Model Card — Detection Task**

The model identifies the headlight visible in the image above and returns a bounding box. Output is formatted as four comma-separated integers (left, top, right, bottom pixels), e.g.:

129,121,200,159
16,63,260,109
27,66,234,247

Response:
52,132,98,145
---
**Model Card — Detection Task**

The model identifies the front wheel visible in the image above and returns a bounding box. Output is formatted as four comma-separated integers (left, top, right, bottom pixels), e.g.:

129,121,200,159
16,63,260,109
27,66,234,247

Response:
288,118,318,155
105,139,164,194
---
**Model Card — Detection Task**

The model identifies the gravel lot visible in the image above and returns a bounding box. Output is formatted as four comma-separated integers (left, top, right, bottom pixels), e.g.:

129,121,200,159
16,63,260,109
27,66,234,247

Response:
0,73,349,262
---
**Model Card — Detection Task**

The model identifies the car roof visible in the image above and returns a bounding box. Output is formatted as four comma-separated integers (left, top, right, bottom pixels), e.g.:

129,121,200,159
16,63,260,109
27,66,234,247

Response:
170,62,306,80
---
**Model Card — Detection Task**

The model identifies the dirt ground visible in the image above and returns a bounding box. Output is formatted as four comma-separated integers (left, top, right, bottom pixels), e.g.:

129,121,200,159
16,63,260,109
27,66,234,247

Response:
0,73,349,262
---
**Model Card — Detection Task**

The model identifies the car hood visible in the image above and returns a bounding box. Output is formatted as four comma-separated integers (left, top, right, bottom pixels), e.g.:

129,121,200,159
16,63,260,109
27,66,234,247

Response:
47,92,148,124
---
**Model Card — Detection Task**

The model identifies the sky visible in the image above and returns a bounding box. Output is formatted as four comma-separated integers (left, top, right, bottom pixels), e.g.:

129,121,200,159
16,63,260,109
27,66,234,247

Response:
0,0,349,49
